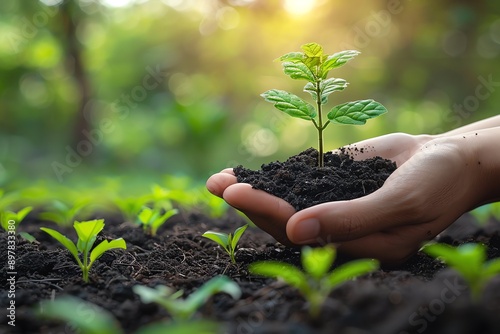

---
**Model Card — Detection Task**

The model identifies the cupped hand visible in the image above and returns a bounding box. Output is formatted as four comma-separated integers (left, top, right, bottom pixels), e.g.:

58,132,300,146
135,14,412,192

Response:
207,133,477,264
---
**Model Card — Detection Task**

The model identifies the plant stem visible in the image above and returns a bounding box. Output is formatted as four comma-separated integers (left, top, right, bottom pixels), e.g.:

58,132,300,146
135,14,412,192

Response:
315,80,324,167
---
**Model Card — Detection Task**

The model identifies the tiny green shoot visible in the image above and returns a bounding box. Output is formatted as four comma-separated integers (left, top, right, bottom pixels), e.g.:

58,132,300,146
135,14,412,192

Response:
249,245,379,317
261,42,387,167
39,199,90,226
40,219,127,283
1,206,33,231
133,275,241,321
38,296,122,334
137,205,178,236
422,242,500,301
202,224,248,264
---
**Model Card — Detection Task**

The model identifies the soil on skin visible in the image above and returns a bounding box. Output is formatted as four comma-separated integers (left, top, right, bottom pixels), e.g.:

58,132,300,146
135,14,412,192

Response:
233,147,397,211
1,208,500,334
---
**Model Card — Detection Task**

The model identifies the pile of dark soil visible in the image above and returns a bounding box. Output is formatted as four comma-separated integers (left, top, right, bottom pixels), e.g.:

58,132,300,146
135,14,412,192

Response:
1,209,500,334
234,147,397,210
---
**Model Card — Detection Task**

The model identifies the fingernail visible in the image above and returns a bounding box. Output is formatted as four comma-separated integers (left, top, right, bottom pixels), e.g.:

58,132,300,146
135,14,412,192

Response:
293,218,320,244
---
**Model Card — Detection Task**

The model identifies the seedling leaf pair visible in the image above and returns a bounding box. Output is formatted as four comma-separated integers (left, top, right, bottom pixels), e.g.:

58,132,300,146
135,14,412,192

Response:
262,42,387,167
202,224,248,264
250,245,378,317
40,219,127,283
133,275,241,321
422,242,500,301
138,205,178,236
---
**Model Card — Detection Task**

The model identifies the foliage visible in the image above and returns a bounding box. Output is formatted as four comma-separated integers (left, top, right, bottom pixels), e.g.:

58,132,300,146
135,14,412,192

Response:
38,296,121,334
1,206,32,231
261,42,387,167
133,275,241,321
249,245,379,317
470,203,500,225
39,199,90,226
422,242,500,301
38,296,221,334
202,224,248,264
137,205,178,236
40,219,127,283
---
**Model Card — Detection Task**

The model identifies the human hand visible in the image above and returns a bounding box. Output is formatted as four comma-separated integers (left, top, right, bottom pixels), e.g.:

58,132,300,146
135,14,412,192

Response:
207,132,484,264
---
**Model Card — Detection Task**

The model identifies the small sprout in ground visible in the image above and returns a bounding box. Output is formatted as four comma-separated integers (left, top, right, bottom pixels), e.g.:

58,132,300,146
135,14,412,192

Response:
40,219,127,283
249,245,379,317
113,195,151,224
261,42,387,167
38,296,122,334
133,275,241,321
202,224,248,264
1,206,36,242
422,242,500,301
39,199,90,226
137,204,178,236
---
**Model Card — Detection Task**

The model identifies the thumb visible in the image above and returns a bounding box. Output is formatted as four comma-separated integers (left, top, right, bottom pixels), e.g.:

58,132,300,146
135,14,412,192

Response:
286,182,415,244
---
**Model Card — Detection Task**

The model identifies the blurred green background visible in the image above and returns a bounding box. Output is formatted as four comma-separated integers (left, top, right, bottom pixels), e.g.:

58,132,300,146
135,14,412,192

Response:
1,0,499,190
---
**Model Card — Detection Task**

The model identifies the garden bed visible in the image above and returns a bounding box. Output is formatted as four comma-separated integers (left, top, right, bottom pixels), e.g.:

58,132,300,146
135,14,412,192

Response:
1,208,500,334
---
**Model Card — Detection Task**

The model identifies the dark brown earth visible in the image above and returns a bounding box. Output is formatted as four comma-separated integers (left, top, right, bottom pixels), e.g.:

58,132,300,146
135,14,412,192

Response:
233,147,397,211
1,207,500,334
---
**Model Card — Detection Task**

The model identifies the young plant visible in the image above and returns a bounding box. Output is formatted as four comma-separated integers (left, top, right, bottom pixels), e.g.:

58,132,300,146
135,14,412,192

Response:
40,219,127,283
249,245,379,317
422,242,500,301
261,42,387,167
38,296,122,334
39,199,90,226
137,204,178,236
202,224,248,264
133,275,241,321
1,206,35,242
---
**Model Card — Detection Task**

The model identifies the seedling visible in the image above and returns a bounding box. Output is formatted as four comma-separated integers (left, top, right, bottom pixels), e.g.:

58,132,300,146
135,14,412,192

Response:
133,275,241,321
1,206,35,242
261,42,387,167
250,245,379,317
422,242,500,301
202,224,248,264
40,219,127,283
38,296,122,334
137,205,178,236
39,199,90,226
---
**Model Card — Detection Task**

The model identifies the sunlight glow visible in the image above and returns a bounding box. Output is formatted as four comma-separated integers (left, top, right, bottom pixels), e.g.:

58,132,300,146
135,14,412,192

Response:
283,0,317,16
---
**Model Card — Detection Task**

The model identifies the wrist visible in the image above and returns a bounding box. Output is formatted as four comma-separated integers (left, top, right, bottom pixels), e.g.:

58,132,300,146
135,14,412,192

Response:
461,127,500,206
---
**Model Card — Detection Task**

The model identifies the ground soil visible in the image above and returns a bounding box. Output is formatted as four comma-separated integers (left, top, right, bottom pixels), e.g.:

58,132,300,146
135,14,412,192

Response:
1,150,499,333
1,208,500,334
234,147,397,211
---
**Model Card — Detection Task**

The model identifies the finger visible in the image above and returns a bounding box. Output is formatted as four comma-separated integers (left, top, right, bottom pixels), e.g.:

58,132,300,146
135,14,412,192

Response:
206,172,237,197
223,183,296,245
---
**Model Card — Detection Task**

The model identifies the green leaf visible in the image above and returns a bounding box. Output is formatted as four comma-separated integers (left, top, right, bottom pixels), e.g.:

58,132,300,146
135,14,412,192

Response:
320,50,360,78
183,276,241,317
301,43,323,58
304,78,348,104
138,207,154,224
249,261,309,295
38,296,121,334
282,61,316,81
202,231,230,250
328,99,387,125
90,238,127,264
483,258,500,279
150,208,178,236
261,89,316,120
230,224,248,252
74,219,105,253
301,246,335,280
40,227,81,266
16,206,33,222
326,259,379,288
134,276,240,321
277,52,305,62
19,232,36,243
